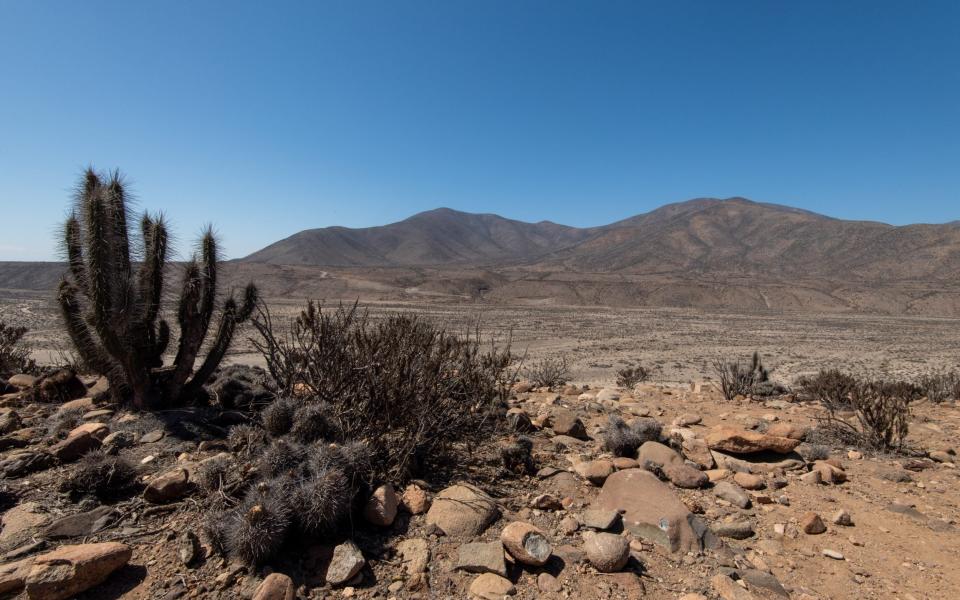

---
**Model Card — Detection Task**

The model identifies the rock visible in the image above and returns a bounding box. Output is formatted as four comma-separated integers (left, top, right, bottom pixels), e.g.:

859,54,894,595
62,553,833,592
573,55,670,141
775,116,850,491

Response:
144,468,192,503
764,422,807,440
673,413,702,427
139,429,165,444
101,431,135,450
56,397,96,414
363,484,398,527
581,508,620,530
550,409,587,439
582,531,629,572
0,411,22,435
813,460,847,484
50,431,101,462
531,494,563,510
178,531,200,565
68,422,110,440
706,468,731,482
456,541,507,577
596,389,621,403
7,374,36,389
42,506,116,539
537,572,562,593
799,470,823,485
705,427,801,454
733,472,765,490
32,370,87,403
0,556,34,595
594,469,707,553
400,484,431,514
1,503,51,544
612,456,639,470
831,509,853,526
739,568,789,598
397,538,430,574
425,484,499,537
506,408,534,432
800,512,826,534
24,542,132,600
638,441,708,489
710,573,753,600
500,521,551,566
712,520,754,539
325,540,365,586
469,573,515,599
575,459,615,486
0,451,55,478
559,515,580,534
682,437,716,469
82,409,114,421
822,549,845,560
252,573,295,600
713,481,751,509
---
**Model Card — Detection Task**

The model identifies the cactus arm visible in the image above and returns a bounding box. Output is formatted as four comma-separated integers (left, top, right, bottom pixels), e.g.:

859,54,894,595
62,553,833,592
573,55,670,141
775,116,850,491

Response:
138,214,168,327
184,283,258,395
63,213,88,296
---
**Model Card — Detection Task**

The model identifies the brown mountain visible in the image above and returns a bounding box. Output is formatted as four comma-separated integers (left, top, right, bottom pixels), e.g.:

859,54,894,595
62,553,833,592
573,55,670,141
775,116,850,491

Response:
243,198,960,281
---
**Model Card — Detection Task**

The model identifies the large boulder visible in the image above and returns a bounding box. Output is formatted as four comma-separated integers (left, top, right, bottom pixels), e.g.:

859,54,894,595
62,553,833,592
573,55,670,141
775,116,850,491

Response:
594,469,709,553
426,484,499,537
549,409,587,439
705,427,800,454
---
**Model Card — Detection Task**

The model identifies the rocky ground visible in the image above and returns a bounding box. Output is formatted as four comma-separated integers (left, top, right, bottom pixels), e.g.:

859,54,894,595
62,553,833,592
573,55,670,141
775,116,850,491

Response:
0,369,957,600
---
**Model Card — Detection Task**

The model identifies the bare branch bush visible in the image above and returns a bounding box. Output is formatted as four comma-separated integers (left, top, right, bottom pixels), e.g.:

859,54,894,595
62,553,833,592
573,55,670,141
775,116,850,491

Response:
251,301,515,483
917,370,960,404
524,355,570,389
616,364,650,389
0,321,36,377
712,351,771,400
814,376,921,452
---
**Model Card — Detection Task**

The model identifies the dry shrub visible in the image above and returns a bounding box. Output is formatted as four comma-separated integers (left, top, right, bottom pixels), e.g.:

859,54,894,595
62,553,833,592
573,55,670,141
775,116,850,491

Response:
616,364,650,389
713,351,773,400
816,377,921,452
917,370,960,404
0,321,36,377
796,369,858,408
524,355,570,389
252,301,514,483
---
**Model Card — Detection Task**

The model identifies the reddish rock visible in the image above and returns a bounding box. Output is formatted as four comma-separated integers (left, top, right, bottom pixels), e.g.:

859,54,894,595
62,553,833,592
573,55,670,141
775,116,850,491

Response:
144,468,192,503
400,484,431,514
253,573,295,600
705,427,801,454
363,484,398,527
50,431,101,462
24,542,132,600
500,521,551,566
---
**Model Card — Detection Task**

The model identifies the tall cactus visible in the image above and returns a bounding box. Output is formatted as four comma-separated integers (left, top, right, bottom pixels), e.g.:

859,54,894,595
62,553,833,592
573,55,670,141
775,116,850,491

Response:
57,168,258,409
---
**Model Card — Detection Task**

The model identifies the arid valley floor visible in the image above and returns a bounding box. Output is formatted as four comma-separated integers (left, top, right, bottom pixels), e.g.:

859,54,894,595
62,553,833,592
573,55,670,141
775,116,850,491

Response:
0,284,958,599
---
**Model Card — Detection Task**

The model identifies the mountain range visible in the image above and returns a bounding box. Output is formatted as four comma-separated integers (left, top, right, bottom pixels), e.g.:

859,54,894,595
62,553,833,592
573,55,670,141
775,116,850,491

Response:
243,198,960,281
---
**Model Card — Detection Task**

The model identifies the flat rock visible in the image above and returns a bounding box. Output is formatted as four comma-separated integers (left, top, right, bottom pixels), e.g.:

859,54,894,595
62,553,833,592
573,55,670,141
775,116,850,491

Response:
1,503,51,544
706,427,801,454
575,459,615,486
682,437,716,469
469,573,515,599
43,506,116,539
139,429,165,444
397,538,430,575
713,481,751,509
144,468,192,504
594,469,708,553
581,508,620,530
24,541,132,600
50,431,101,462
456,541,507,577
638,441,708,488
426,484,499,537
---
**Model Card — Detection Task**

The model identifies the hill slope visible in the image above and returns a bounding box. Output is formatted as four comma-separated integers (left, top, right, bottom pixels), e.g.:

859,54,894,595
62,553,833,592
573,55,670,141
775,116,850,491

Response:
242,198,960,281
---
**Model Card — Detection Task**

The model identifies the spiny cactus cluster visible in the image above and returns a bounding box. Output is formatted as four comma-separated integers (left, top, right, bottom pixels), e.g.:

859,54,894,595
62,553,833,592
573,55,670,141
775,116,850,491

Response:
204,396,370,565
500,435,535,474
61,450,139,501
602,415,662,458
57,168,258,409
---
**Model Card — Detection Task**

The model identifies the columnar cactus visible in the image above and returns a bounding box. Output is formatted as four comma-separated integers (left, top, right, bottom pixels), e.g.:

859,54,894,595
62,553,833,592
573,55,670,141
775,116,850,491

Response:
57,168,257,409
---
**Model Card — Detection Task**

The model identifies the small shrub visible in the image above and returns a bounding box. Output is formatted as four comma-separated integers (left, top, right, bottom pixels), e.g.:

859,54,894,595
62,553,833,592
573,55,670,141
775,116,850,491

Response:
616,364,650,389
62,450,138,500
524,355,570,389
500,436,535,475
796,369,858,409
713,351,771,400
917,370,960,404
816,377,921,452
0,321,35,377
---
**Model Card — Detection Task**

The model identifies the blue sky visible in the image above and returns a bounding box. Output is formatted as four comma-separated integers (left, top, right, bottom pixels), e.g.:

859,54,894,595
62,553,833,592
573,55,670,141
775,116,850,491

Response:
1,1,958,260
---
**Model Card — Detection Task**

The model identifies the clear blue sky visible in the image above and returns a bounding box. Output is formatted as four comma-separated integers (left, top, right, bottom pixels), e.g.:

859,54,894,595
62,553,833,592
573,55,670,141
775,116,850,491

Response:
1,1,958,260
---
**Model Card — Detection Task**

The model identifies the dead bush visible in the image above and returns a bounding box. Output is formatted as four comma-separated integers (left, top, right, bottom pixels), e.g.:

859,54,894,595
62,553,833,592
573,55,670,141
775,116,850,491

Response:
713,351,772,400
524,355,570,389
796,369,858,408
917,370,960,404
615,364,650,389
252,301,514,484
0,321,36,377
816,377,922,452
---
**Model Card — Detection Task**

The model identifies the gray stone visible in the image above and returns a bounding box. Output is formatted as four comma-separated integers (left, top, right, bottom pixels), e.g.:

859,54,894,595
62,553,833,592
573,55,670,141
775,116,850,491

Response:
325,540,365,586
43,506,116,539
582,531,629,572
581,508,620,530
712,520,754,540
713,481,751,509
425,484,499,537
456,542,507,577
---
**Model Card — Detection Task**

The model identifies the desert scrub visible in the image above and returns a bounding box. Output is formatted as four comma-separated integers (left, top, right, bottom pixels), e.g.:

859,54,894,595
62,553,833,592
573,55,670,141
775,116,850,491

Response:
56,168,257,409
602,415,661,458
796,369,858,408
816,376,922,452
62,450,139,501
615,364,650,389
252,301,514,483
713,351,774,400
917,370,960,404
524,355,570,389
0,321,36,377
